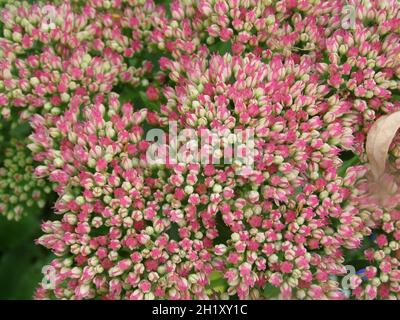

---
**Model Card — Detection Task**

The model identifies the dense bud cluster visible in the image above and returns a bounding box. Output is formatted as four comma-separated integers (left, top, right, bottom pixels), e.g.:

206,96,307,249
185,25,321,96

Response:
0,0,399,300
0,138,50,220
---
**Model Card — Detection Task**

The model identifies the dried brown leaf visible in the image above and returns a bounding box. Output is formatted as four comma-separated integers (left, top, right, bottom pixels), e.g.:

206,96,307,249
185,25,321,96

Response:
366,111,400,179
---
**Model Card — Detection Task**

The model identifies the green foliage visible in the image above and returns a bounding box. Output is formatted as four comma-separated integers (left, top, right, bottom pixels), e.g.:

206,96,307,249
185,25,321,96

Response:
338,153,360,177
0,109,56,296
263,284,280,299
0,214,52,299
207,271,228,294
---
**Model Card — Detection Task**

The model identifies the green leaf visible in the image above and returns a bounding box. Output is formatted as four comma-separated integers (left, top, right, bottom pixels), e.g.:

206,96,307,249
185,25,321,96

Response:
338,155,360,177
214,212,232,245
0,244,52,299
207,271,228,294
0,213,40,251
209,41,232,55
263,283,280,299
210,270,223,282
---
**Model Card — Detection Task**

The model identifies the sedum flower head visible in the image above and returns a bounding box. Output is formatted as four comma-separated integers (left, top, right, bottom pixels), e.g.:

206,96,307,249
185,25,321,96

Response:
0,137,51,220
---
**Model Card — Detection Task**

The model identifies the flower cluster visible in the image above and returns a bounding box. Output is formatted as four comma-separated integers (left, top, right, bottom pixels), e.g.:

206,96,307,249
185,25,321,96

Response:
341,165,400,299
145,51,368,299
316,0,400,154
0,137,51,220
0,0,399,300
0,0,163,120
152,0,341,57
0,44,125,120
31,93,217,299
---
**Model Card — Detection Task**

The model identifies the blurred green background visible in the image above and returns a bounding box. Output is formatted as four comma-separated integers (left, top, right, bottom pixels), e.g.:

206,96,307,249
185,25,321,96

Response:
0,212,53,299
0,103,54,298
